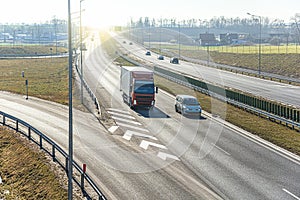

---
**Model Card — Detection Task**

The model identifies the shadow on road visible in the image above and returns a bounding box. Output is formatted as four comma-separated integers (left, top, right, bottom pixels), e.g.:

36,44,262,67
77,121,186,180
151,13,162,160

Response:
183,115,206,120
134,107,170,118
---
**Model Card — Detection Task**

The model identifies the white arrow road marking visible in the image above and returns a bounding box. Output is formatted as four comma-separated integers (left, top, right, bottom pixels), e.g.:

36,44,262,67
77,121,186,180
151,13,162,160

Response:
107,111,135,119
112,116,142,125
116,122,149,132
140,140,167,150
107,108,130,115
157,152,180,161
108,126,119,133
123,130,158,141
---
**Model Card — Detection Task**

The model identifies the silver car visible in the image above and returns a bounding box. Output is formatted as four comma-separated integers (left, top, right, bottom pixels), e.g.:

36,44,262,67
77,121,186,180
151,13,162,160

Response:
175,95,202,117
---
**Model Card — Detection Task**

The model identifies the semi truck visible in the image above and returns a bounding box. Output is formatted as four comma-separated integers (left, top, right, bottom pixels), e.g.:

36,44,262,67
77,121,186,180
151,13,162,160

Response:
120,66,157,109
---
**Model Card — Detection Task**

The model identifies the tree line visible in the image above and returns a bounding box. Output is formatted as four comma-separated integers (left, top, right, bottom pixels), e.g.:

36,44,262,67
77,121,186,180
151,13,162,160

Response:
129,14,300,36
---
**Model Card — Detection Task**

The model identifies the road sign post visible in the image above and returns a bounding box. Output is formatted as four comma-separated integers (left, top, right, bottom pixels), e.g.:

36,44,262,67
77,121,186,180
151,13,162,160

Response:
25,79,28,100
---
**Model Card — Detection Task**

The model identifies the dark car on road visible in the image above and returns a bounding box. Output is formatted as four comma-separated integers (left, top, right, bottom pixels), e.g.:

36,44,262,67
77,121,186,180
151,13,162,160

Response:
145,51,151,56
170,57,179,64
158,55,164,60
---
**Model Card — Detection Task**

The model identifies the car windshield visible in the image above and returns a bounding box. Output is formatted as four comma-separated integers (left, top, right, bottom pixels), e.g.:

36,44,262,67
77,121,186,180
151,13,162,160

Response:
183,98,199,105
134,80,154,94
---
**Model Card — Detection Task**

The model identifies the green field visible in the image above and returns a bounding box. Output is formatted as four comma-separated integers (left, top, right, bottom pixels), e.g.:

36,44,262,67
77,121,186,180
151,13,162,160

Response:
0,58,69,104
0,45,67,55
153,43,300,54
150,43,300,78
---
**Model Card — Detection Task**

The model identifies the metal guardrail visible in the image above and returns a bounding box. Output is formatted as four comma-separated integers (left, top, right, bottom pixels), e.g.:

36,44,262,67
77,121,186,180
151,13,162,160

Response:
74,54,102,118
155,69,300,131
0,111,107,200
117,52,300,131
178,54,300,84
0,53,68,59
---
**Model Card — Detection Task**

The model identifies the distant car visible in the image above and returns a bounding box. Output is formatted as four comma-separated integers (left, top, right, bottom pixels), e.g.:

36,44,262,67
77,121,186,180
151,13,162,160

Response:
145,51,151,56
129,42,133,45
170,57,179,64
175,95,202,117
123,41,126,44
158,55,164,60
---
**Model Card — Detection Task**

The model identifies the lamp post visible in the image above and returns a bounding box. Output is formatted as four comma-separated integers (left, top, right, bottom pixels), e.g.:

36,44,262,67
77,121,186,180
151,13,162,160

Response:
80,0,85,104
247,12,262,75
178,23,181,58
67,0,73,199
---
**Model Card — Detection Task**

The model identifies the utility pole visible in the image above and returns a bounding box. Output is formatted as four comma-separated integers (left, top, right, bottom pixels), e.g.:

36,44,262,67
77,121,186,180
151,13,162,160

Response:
247,12,262,75
67,0,73,199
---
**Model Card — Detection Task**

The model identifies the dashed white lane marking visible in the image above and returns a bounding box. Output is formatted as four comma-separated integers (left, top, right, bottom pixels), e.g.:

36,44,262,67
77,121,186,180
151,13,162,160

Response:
123,130,157,141
107,108,130,115
140,140,167,150
112,116,142,125
107,111,135,119
116,122,149,132
283,188,300,200
108,126,119,133
212,143,231,156
157,152,180,161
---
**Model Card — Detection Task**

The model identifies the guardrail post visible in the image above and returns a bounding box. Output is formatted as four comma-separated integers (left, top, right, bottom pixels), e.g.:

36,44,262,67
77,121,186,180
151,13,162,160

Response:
16,120,19,132
52,145,56,162
39,135,42,149
28,127,31,140
65,158,69,173
81,163,86,196
3,115,5,125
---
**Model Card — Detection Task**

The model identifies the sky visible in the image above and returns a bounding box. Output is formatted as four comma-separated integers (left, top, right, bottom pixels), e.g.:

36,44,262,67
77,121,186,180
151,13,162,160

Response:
0,0,299,27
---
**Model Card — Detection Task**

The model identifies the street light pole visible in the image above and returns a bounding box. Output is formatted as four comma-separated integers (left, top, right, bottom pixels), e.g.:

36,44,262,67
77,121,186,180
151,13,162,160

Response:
80,0,85,104
67,0,73,199
178,23,181,58
247,12,262,75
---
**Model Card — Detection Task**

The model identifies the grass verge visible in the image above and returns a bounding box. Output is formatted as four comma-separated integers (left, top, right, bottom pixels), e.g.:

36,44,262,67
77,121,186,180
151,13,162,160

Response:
0,45,67,55
0,57,69,105
0,126,68,199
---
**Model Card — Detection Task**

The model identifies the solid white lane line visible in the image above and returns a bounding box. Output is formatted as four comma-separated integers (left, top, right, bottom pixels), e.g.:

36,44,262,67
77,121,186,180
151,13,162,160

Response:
140,140,167,150
212,143,231,156
157,152,180,161
107,108,130,114
116,122,149,132
107,111,135,119
123,130,157,141
112,116,142,125
108,126,119,133
283,188,300,200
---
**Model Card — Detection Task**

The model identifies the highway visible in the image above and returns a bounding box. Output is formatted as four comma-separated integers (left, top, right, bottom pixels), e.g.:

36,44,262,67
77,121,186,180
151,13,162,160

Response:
112,33,300,108
83,33,300,199
1,32,300,200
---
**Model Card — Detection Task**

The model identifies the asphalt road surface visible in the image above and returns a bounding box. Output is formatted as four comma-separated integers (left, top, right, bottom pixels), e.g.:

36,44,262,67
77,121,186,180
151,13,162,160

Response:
113,33,300,108
0,32,300,200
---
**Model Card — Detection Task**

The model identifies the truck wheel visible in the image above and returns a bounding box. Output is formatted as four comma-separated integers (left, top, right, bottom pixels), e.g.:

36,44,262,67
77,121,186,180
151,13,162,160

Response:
175,105,178,112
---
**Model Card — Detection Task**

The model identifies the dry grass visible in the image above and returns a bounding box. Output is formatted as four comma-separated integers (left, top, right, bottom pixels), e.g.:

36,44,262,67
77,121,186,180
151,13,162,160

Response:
0,126,68,199
0,45,67,55
0,57,69,104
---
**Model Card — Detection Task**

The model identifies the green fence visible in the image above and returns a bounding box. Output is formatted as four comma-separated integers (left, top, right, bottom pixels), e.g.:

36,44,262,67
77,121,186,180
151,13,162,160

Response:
154,66,300,124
